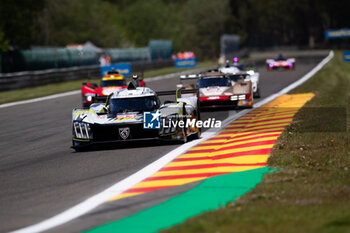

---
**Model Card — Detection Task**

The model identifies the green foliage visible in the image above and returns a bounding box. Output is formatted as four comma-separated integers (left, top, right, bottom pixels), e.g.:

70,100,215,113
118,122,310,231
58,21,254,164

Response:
117,0,229,58
0,31,10,52
118,0,178,46
36,0,128,47
1,0,350,57
179,0,229,59
0,0,45,48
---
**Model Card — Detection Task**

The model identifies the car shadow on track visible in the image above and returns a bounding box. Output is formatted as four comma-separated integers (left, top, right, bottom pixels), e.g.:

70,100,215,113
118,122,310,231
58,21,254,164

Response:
71,134,200,153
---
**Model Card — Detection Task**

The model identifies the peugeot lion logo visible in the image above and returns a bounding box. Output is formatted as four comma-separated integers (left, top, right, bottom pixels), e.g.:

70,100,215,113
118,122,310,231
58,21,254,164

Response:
119,127,130,140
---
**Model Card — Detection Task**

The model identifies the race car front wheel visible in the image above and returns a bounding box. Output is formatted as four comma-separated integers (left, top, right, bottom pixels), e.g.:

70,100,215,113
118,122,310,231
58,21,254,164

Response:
254,88,261,98
72,140,90,152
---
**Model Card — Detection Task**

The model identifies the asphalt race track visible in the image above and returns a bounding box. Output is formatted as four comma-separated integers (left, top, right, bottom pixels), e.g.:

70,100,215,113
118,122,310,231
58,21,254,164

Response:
0,56,325,233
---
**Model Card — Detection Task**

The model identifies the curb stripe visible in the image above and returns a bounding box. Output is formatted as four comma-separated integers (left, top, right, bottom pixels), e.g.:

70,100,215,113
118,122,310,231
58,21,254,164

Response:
203,132,281,142
144,166,266,178
164,155,269,167
174,149,272,161
234,116,294,124
145,172,229,181
108,93,314,202
226,121,291,129
123,186,173,193
200,134,280,146
237,110,297,118
180,145,274,157
160,162,267,171
187,140,276,152
219,127,286,134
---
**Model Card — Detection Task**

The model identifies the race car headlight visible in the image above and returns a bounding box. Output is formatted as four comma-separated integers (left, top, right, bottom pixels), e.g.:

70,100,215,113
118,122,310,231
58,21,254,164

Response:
239,94,246,100
84,93,95,102
73,122,93,139
230,96,238,101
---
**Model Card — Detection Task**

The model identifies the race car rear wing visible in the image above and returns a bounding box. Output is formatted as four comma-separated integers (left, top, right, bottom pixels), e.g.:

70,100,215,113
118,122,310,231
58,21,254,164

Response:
179,74,202,80
157,87,199,101
179,74,201,88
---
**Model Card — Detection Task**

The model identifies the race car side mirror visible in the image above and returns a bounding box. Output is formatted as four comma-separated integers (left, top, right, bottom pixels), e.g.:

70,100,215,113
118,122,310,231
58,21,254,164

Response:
176,84,183,89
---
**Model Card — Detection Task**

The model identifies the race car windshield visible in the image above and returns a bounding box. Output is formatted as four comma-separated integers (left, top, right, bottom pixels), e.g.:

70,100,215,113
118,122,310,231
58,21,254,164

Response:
101,80,126,87
198,77,229,88
228,74,248,82
275,55,286,61
110,96,156,114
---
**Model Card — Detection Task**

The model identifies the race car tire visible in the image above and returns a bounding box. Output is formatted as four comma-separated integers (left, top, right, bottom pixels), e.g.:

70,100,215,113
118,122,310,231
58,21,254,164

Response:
72,140,85,152
254,88,261,98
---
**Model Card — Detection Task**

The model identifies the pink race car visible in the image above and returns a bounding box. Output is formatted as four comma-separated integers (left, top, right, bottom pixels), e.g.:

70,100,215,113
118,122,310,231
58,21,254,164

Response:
266,54,295,70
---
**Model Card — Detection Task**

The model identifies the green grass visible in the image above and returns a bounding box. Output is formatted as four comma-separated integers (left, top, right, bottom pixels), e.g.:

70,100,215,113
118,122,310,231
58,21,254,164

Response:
161,51,350,233
0,61,216,105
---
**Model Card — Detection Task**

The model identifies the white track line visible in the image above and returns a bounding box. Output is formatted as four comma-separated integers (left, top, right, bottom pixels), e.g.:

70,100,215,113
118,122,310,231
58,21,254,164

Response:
10,51,333,233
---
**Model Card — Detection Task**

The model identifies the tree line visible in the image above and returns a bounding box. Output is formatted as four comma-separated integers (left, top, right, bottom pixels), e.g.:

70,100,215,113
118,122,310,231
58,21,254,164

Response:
0,0,349,59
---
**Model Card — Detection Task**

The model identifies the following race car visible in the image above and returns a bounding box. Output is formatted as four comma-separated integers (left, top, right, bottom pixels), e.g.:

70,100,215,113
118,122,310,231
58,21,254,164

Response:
72,83,201,151
225,71,260,98
266,54,295,70
218,64,261,98
81,71,145,107
180,71,253,108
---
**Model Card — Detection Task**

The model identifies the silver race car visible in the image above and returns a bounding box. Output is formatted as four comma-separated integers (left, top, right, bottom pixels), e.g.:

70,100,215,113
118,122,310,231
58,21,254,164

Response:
180,71,253,108
72,85,201,151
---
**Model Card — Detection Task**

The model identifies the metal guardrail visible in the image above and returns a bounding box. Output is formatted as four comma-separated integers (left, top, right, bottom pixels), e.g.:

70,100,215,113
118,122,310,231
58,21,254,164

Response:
0,60,174,92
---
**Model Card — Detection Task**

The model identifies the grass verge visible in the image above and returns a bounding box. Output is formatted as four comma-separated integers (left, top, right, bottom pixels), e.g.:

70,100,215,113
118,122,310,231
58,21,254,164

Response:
0,61,216,105
161,51,350,233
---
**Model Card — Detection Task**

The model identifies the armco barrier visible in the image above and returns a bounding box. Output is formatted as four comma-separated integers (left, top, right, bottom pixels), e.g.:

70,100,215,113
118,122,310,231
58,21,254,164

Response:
0,65,100,91
0,60,174,92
